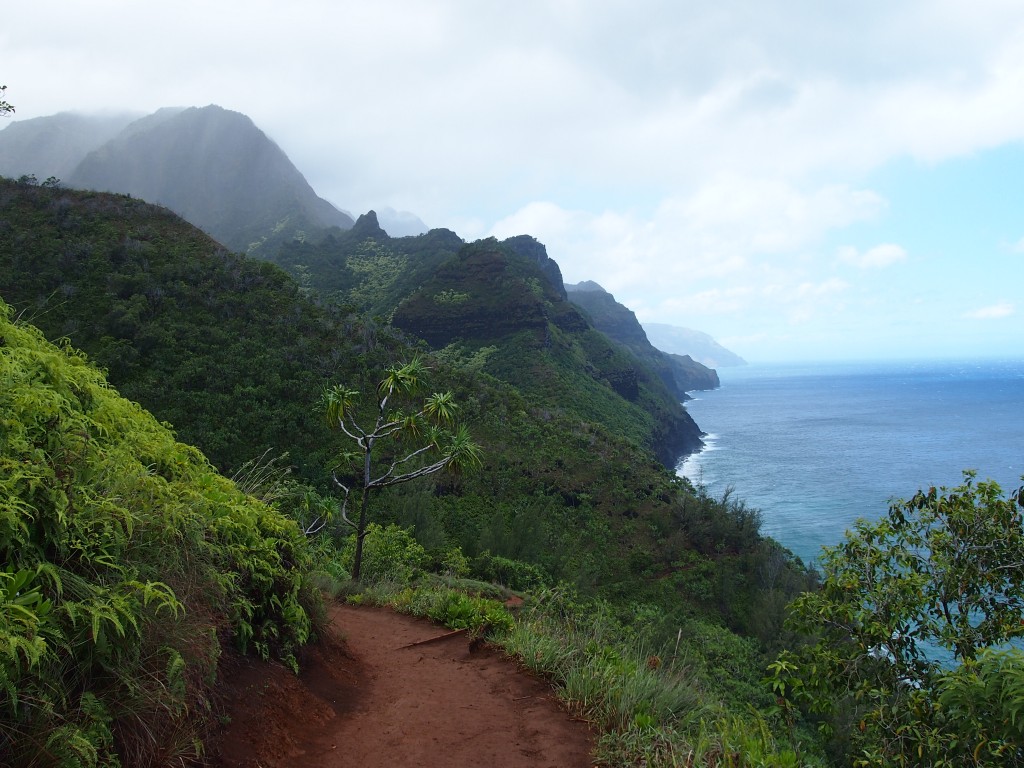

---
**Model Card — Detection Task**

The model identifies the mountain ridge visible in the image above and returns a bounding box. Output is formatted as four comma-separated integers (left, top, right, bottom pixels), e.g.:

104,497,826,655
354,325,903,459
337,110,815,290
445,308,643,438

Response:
566,281,720,397
643,321,747,368
0,104,356,252
68,104,354,251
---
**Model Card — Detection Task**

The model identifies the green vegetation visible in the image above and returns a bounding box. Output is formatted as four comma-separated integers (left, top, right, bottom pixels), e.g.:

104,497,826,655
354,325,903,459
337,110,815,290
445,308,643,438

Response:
0,177,394,483
273,224,703,465
322,358,482,579
0,177,821,764
770,474,1024,766
271,213,464,318
0,299,318,765
14,176,1017,767
389,238,703,464
566,282,720,398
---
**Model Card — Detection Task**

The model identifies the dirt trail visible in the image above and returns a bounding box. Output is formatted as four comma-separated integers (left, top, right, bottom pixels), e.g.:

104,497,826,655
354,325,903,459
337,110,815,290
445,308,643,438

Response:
209,603,595,768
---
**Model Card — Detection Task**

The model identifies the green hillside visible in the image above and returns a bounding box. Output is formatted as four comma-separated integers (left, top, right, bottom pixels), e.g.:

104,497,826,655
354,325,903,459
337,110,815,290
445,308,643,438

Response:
0,178,810,626
0,297,318,765
1,177,823,764
567,281,721,397
0,177,375,482
271,221,703,465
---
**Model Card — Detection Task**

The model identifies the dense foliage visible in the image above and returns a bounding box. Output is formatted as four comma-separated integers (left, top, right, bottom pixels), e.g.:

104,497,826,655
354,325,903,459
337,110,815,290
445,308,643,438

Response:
0,177,390,482
390,238,703,464
271,211,464,318
0,299,318,766
1,178,825,765
272,220,703,464
770,474,1024,766
566,282,720,398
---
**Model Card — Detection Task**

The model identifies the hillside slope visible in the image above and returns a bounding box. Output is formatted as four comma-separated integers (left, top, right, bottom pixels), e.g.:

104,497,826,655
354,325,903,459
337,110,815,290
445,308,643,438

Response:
0,177,363,480
272,225,703,465
0,297,317,765
0,111,139,180
0,179,811,648
63,105,354,251
392,239,704,464
567,281,720,397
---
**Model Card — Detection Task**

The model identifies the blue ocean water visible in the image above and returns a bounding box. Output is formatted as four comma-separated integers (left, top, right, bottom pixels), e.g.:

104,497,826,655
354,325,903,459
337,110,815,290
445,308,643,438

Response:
679,359,1024,565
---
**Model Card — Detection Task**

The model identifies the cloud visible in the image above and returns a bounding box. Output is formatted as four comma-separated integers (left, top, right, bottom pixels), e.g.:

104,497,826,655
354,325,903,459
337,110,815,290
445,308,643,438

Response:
6,0,1024,360
963,302,1015,319
838,243,908,269
10,1,1024,221
489,177,884,292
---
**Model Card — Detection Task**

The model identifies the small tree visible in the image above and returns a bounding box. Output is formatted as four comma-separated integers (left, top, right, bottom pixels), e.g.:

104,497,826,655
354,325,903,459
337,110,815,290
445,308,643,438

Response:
321,358,481,580
769,472,1024,766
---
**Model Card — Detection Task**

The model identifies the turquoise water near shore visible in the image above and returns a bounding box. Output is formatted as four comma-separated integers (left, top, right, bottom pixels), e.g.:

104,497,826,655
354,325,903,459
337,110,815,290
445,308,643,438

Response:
678,359,1024,565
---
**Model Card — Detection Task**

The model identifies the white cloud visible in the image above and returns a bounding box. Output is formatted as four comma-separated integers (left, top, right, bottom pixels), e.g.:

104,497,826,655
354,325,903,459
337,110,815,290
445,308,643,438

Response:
838,243,908,269
490,177,883,294
6,0,1024,359
9,0,1024,219
963,302,1016,319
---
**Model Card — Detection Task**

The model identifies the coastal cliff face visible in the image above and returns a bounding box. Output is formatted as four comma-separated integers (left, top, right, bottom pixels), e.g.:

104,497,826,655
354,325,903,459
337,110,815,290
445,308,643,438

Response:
667,353,720,392
643,322,747,369
566,282,720,398
393,241,704,465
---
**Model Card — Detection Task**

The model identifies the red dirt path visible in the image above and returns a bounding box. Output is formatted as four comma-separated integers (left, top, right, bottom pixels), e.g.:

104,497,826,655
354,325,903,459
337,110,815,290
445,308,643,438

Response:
208,603,595,768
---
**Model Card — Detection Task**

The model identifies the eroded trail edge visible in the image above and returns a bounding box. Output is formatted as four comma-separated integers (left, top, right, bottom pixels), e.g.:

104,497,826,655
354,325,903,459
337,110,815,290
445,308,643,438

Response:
210,603,594,768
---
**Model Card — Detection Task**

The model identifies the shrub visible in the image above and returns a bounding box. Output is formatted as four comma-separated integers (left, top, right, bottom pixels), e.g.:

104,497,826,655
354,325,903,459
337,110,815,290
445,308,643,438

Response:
0,301,318,765
471,551,548,591
340,524,428,584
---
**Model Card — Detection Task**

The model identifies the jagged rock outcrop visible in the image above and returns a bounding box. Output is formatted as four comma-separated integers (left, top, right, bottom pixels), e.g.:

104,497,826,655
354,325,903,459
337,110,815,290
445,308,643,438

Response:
501,235,568,301
349,210,390,240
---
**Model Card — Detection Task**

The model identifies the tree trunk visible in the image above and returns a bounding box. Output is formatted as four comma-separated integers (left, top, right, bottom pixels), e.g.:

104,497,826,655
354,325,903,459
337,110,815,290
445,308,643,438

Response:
351,487,370,580
352,445,374,580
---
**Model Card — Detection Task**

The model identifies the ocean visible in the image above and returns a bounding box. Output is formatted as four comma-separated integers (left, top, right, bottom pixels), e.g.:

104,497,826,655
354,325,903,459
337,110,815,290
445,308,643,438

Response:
678,358,1024,566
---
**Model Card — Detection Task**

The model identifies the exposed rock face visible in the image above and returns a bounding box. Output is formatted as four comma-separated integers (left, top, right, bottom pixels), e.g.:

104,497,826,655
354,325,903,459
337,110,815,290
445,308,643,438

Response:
501,235,568,301
393,241,705,467
349,210,389,241
667,353,720,392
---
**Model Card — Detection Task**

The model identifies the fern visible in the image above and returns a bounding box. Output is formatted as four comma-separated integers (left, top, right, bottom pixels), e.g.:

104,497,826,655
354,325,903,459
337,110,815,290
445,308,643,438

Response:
0,297,319,763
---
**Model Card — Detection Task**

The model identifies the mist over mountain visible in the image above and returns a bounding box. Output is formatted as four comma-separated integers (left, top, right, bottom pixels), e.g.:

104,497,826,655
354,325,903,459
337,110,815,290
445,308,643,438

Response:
64,105,354,251
0,102,718,458
643,322,747,368
0,111,140,180
376,206,429,237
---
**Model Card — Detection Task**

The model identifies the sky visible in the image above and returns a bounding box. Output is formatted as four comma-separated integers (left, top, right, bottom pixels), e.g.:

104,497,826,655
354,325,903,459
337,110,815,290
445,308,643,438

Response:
3,1,1024,362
